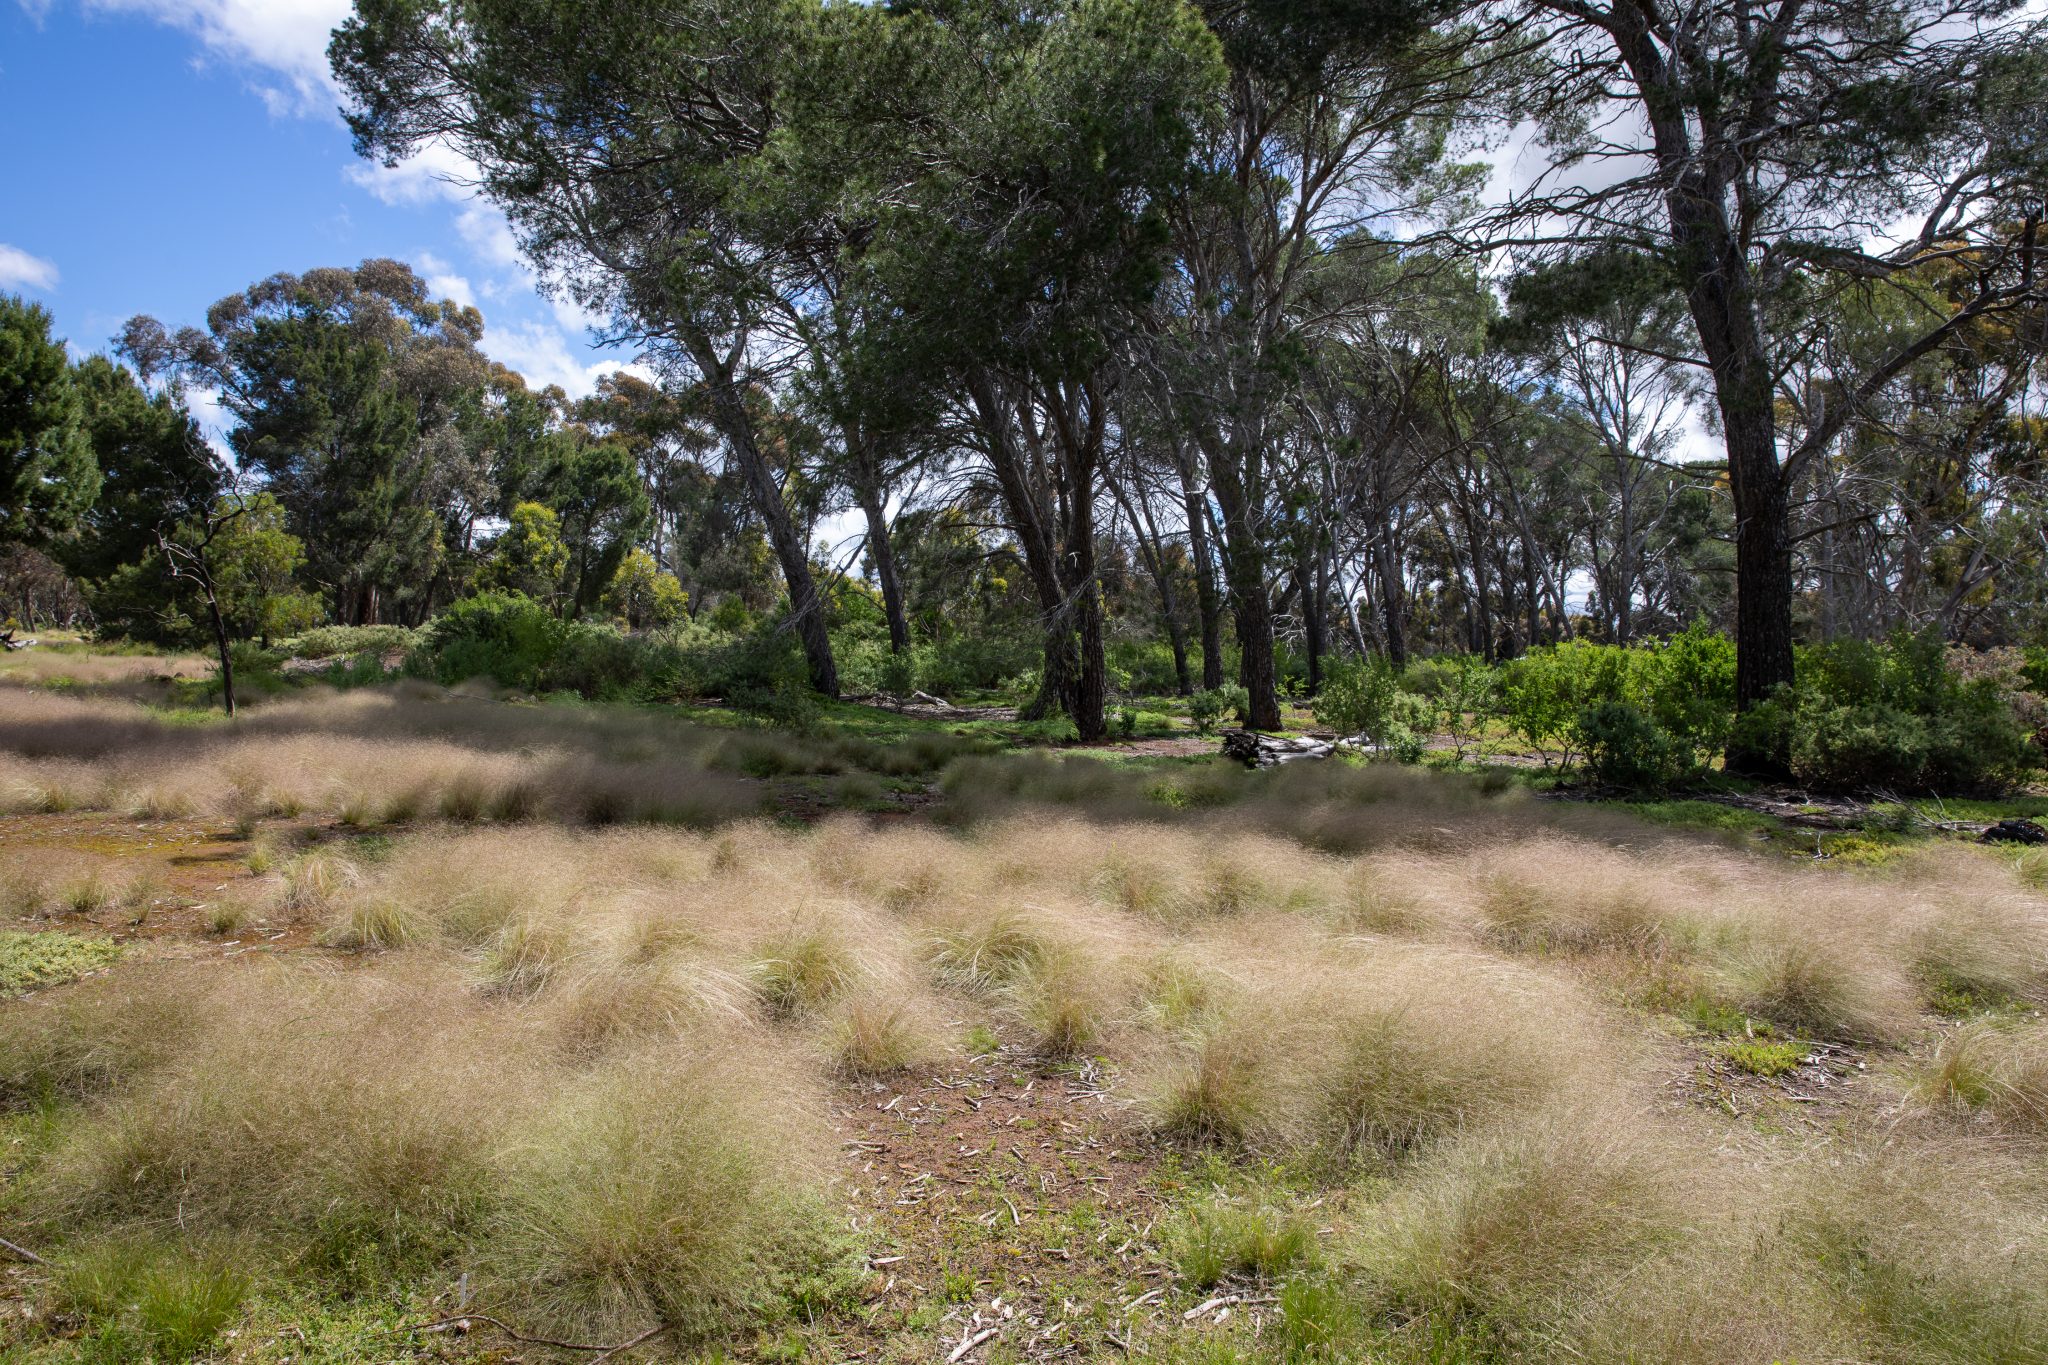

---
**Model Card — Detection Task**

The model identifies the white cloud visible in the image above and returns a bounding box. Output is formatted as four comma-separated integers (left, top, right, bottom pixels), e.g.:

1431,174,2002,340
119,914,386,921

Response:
483,321,649,401
415,252,475,310
0,243,60,291
345,140,479,207
76,0,351,114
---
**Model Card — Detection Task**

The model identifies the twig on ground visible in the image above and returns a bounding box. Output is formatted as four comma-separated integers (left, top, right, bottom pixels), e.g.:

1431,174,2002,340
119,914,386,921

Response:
382,1312,671,1356
0,1235,52,1266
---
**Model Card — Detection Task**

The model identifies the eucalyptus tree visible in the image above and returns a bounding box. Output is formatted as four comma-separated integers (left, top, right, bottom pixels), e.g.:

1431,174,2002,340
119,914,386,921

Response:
1479,0,2048,761
1139,0,1488,728
842,0,1225,737
333,0,922,693
137,261,488,624
1496,253,1700,643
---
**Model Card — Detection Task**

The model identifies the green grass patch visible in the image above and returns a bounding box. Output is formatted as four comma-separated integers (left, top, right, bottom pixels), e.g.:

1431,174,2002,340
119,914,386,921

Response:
0,931,122,997
1723,1038,1806,1077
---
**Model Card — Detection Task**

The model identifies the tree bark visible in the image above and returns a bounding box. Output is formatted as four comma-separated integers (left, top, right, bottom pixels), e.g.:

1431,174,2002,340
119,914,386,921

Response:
1177,450,1225,691
855,479,910,655
1205,441,1281,730
690,332,838,697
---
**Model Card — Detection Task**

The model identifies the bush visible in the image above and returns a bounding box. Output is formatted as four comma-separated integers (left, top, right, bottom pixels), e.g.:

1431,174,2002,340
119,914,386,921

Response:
420,592,568,691
283,624,420,660
1577,701,1686,790
1315,661,1428,760
1501,642,1636,766
1782,633,2036,793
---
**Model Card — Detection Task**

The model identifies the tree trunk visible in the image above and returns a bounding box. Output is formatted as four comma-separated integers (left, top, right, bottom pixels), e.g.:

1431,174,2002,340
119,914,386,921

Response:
202,582,235,718
1177,450,1225,691
692,332,838,697
1206,444,1281,731
857,482,910,655
1113,474,1192,695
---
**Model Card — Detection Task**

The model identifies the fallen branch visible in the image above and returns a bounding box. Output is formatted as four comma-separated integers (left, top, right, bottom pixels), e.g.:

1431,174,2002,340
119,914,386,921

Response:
947,1325,1001,1362
0,1234,51,1266
383,1312,671,1357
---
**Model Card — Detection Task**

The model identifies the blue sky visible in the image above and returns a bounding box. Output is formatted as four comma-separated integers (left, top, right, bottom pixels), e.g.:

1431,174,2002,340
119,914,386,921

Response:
0,0,638,424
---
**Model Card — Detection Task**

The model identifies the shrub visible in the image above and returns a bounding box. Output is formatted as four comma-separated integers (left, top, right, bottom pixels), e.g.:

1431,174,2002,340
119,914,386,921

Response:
1784,633,2036,793
1315,660,1428,758
420,592,568,691
1576,701,1687,789
1501,641,1638,766
1189,684,1251,734
284,624,419,660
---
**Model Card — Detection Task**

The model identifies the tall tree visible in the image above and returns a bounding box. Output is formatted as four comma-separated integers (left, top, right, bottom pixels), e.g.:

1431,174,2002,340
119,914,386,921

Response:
334,0,875,694
1483,0,2048,765
0,294,98,547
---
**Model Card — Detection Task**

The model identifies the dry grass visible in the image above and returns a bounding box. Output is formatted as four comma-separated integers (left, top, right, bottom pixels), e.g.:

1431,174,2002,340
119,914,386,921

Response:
1350,1107,1690,1338
1914,1021,2048,1137
8,689,2048,1359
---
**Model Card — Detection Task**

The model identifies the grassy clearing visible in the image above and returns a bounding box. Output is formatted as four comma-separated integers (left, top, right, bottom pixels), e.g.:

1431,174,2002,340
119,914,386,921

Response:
4,678,2048,1363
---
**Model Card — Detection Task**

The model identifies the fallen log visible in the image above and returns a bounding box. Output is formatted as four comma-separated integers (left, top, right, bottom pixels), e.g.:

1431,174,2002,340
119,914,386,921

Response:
1221,728,1363,768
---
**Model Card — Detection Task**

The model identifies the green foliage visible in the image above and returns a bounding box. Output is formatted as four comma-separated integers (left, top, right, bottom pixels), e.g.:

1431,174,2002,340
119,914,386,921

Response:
0,930,121,996
1188,688,1233,735
1576,701,1685,790
1747,632,2039,793
1724,1038,1806,1078
55,1238,250,1362
483,501,571,606
1500,642,1629,766
604,547,688,628
1315,660,1428,760
0,292,100,545
421,591,568,690
284,624,419,660
1167,1196,1318,1289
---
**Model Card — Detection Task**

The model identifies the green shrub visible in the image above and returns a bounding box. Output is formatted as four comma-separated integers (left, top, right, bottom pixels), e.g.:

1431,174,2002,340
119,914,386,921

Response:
1189,689,1231,735
1783,633,2035,793
1313,659,1398,739
1576,701,1686,790
1501,641,1637,766
420,592,568,690
284,624,419,660
1315,661,1429,761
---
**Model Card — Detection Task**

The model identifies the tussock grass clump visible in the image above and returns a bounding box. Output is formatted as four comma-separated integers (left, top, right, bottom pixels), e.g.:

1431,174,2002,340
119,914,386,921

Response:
1909,892,2048,1013
54,1235,250,1363
33,960,518,1259
1727,936,1912,1042
281,847,361,916
1472,840,1675,954
1351,1111,1688,1339
829,997,941,1076
0,964,205,1107
1140,936,1611,1166
1785,1142,2048,1364
925,910,1053,994
1914,1022,2048,1136
480,1044,850,1343
319,895,415,950
749,924,861,1020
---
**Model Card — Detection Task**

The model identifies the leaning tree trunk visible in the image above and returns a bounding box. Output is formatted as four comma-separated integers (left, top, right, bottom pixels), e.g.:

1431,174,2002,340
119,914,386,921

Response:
857,482,911,655
693,334,837,697
1177,452,1225,691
